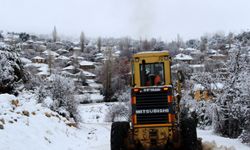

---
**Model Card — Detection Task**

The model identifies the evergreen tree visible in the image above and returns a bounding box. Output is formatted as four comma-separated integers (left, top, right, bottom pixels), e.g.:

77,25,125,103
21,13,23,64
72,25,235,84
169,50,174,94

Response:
52,26,57,42
213,48,250,138
80,32,85,53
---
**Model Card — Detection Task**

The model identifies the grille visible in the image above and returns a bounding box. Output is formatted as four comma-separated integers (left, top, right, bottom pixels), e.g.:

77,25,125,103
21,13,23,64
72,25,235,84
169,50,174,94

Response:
135,91,169,124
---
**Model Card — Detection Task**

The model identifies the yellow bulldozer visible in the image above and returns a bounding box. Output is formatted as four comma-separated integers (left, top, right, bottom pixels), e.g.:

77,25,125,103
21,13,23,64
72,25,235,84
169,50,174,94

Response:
110,51,202,150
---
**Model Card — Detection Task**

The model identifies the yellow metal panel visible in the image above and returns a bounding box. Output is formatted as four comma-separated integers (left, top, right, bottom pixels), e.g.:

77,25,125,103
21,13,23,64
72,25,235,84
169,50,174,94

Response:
134,124,172,128
133,51,169,58
165,60,171,85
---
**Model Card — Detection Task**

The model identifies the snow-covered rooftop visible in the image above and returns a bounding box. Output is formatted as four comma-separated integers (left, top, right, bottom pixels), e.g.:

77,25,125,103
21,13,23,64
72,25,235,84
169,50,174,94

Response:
32,56,45,60
180,47,199,52
114,50,121,54
193,83,224,91
79,61,95,66
56,49,68,53
207,49,218,55
77,56,85,60
95,53,103,57
77,70,96,77
86,79,103,89
73,47,81,50
189,64,205,68
26,39,34,43
174,53,193,61
63,65,75,70
186,48,198,51
56,55,69,60
42,50,59,57
136,50,169,55
20,57,32,64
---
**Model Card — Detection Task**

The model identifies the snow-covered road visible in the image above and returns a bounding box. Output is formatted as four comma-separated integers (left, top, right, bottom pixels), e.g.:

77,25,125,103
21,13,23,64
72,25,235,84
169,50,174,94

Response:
79,103,250,150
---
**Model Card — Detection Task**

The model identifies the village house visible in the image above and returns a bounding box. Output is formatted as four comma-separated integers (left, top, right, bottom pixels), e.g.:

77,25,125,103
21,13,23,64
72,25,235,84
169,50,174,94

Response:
79,60,95,70
56,48,69,55
73,46,81,53
32,56,46,63
63,65,77,74
42,50,59,57
54,55,70,67
193,83,224,101
76,70,96,80
174,53,193,64
209,53,227,61
94,53,105,62
189,64,205,73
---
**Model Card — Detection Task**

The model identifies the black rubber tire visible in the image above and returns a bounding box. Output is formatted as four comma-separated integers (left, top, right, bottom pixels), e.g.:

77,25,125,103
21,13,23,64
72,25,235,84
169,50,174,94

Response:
110,121,130,150
180,117,200,150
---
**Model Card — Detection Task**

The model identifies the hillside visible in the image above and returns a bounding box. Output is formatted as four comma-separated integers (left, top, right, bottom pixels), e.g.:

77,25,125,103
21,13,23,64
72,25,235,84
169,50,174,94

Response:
0,92,110,150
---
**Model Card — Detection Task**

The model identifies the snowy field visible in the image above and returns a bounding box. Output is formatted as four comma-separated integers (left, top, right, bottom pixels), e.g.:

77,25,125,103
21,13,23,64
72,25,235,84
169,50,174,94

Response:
0,93,249,150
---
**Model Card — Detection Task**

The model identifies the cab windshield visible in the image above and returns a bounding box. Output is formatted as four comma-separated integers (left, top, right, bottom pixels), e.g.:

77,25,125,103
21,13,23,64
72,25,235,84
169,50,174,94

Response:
140,62,165,86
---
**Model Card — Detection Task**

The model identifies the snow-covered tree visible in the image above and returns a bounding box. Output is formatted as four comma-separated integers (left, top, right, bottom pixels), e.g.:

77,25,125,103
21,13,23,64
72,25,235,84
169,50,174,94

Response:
49,75,81,123
213,48,250,138
209,32,226,50
200,36,208,52
191,71,220,99
37,85,47,104
48,49,54,75
0,48,24,93
105,103,130,122
19,33,30,42
186,39,200,49
120,37,132,58
141,39,151,51
97,37,102,52
196,101,213,129
0,32,3,40
52,26,58,42
112,58,130,89
80,32,85,53
226,32,234,50
100,47,115,101
23,72,42,90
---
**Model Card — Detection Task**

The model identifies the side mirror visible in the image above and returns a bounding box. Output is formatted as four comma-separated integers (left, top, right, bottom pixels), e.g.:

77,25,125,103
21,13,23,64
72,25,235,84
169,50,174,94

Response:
177,70,184,83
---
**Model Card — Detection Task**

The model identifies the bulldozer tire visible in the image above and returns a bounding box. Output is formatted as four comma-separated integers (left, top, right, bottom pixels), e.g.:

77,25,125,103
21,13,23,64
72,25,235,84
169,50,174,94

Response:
180,117,199,150
110,121,129,150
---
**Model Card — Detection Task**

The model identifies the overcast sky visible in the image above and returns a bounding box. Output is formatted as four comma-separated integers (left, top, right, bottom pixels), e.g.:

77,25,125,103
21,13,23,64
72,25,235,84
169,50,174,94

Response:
1,0,250,41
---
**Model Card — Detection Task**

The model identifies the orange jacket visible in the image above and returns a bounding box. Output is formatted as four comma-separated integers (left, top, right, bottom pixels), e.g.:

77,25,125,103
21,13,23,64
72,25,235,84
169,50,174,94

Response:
154,75,161,85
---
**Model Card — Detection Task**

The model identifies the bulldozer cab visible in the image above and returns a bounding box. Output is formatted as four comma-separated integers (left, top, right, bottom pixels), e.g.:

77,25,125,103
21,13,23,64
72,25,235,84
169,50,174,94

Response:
131,51,171,87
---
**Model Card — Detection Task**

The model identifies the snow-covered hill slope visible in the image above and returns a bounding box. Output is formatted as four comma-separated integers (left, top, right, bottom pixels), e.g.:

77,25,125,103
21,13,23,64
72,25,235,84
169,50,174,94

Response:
0,92,110,150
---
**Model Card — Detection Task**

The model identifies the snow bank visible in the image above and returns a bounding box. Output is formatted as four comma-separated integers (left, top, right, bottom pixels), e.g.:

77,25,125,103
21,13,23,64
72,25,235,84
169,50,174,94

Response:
198,129,250,150
0,93,110,150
